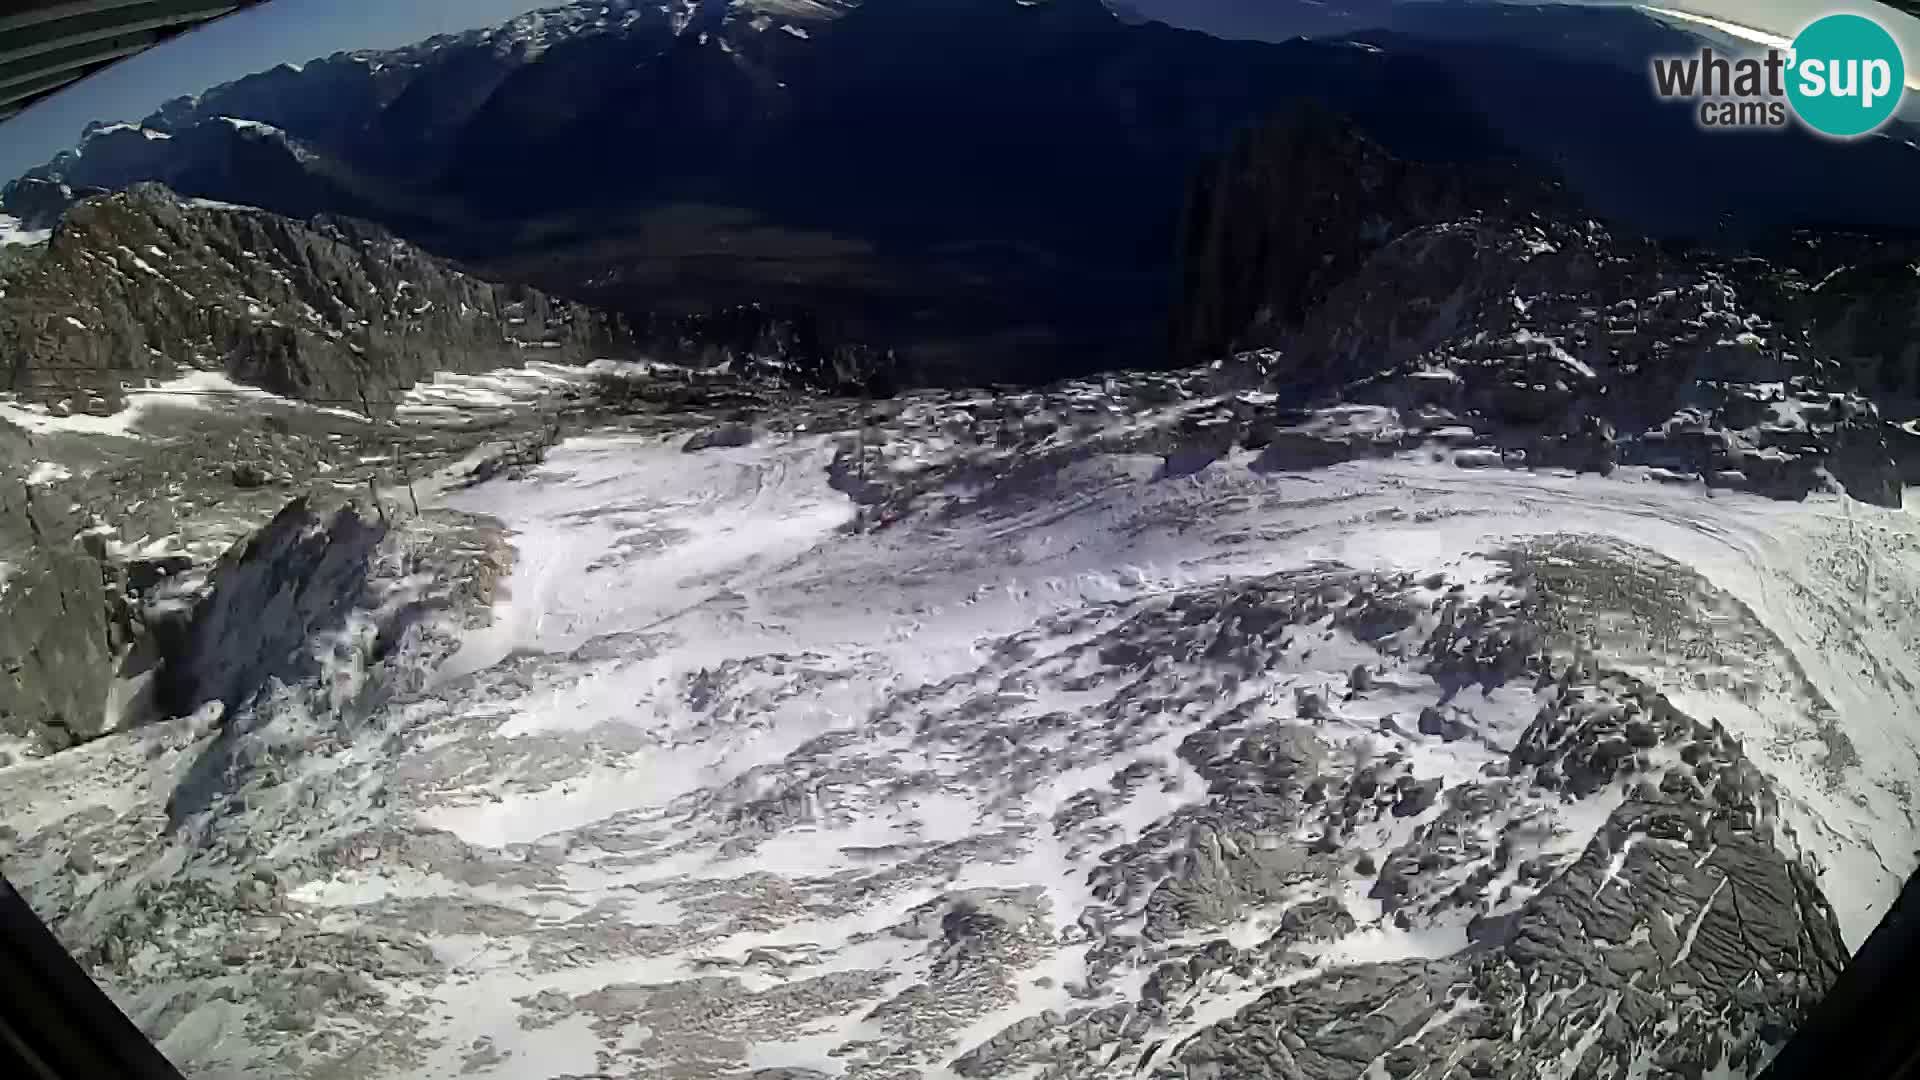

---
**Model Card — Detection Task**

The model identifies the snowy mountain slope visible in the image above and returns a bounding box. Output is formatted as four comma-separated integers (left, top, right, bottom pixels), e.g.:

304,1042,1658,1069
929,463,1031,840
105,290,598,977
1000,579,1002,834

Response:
4,19,1920,1075
1,378,1911,1078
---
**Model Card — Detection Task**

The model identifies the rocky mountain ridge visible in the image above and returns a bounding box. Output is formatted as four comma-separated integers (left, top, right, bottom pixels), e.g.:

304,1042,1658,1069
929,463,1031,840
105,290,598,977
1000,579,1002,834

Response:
0,181,901,415
0,183,639,415
1173,109,1918,507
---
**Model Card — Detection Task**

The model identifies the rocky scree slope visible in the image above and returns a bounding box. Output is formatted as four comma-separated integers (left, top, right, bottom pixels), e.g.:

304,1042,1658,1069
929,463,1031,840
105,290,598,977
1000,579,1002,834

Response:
1175,109,1911,507
0,405,1868,1080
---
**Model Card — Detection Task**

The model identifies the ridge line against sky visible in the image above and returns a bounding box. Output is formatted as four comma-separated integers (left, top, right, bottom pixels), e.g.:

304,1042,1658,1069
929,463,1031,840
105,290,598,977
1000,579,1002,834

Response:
0,0,556,185
1,0,1917,185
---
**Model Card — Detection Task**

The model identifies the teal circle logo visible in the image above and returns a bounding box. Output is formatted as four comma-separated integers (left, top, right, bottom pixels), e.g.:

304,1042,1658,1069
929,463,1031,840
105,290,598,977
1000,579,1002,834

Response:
1786,13,1906,138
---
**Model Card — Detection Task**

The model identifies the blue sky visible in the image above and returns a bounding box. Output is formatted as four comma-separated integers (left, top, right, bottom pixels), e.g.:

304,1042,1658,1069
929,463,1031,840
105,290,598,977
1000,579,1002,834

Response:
0,0,552,183
5,0,1917,184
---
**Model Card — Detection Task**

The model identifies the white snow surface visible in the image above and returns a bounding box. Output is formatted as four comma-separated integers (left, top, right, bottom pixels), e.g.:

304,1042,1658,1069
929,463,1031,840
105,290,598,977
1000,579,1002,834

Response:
183,196,261,212
5,418,1920,1077
0,213,52,248
86,122,171,141
214,115,284,138
395,360,596,425
24,461,71,486
0,368,366,437
445,441,1920,944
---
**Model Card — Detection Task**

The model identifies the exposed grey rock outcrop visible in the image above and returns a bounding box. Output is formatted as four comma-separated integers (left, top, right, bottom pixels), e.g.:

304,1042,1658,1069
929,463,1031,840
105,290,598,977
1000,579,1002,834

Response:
0,490,393,751
683,423,757,453
1161,569,1846,1079
152,499,386,721
0,480,137,749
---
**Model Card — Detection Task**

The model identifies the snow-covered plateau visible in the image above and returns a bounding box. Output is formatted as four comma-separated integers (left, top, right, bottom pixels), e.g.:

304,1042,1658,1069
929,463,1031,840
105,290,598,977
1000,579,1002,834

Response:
2,381,1914,1080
